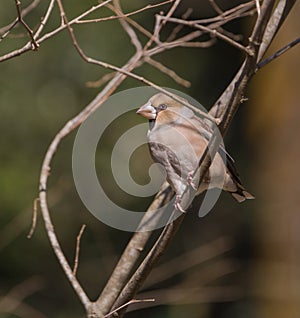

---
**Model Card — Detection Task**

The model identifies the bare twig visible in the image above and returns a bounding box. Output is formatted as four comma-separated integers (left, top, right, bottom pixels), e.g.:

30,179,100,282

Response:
118,16,154,39
166,8,193,42
0,0,40,40
14,0,39,50
0,20,19,42
190,1,256,24
33,0,56,40
153,0,181,40
86,72,116,88
146,31,210,54
104,298,155,318
72,224,86,276
159,15,253,55
110,0,142,52
257,0,297,62
0,0,110,62
257,36,300,70
78,0,173,24
144,0,182,50
40,189,91,313
27,197,39,239
209,0,223,15
145,57,191,87
0,0,55,62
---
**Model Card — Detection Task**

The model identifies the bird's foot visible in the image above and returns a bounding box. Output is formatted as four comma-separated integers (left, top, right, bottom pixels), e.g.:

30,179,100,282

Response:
187,171,197,191
174,195,186,213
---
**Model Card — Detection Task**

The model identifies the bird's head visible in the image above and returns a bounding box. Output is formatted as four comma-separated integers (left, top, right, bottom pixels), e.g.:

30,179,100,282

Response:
136,93,193,125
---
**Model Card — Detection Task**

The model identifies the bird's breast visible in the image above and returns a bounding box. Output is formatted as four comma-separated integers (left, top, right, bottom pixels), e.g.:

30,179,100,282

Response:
148,122,205,173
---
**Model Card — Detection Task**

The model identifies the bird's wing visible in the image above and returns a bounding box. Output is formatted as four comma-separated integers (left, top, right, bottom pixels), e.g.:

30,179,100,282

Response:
218,146,243,185
189,113,236,162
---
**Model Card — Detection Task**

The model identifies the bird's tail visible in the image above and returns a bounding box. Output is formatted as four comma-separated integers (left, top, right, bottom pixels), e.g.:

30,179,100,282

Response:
221,149,255,203
230,182,255,203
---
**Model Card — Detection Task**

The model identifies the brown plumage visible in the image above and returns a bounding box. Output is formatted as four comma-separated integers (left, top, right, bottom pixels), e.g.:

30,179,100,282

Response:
137,93,254,211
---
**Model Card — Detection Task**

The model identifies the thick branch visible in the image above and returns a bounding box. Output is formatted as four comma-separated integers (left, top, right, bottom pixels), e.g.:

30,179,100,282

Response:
111,212,185,317
94,183,173,315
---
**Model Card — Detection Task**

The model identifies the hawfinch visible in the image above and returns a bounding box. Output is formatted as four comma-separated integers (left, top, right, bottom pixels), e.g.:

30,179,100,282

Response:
137,93,254,211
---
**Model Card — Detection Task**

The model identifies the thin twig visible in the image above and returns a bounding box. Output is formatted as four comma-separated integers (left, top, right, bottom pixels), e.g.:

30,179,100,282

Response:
0,0,40,39
104,298,155,317
257,0,297,62
102,1,163,41
72,224,86,276
219,27,243,42
154,0,181,38
0,20,19,42
0,0,56,62
159,15,253,55
86,72,116,88
39,0,112,43
145,57,191,87
78,0,173,24
15,0,39,50
27,197,39,239
146,30,203,54
33,0,56,40
120,16,154,39
110,0,142,52
0,0,111,62
209,0,223,15
257,36,300,70
144,0,181,50
193,1,256,24
166,8,193,42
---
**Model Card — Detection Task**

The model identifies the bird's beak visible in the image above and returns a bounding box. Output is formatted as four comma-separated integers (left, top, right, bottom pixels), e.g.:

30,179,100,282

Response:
136,102,157,120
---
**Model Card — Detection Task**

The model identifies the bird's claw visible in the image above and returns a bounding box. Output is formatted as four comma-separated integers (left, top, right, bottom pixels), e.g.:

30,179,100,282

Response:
174,195,186,213
187,171,197,191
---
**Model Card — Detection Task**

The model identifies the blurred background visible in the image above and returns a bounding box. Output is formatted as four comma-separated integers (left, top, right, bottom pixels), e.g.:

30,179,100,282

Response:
0,0,299,317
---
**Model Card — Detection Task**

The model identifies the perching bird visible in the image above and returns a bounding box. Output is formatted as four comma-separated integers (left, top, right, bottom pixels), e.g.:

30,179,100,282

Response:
136,92,254,211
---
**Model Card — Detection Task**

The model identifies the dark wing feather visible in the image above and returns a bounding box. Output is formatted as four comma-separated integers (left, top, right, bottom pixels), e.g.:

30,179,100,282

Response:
191,111,254,201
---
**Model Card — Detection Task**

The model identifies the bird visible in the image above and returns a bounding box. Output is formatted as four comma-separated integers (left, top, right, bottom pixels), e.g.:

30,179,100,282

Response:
136,92,254,212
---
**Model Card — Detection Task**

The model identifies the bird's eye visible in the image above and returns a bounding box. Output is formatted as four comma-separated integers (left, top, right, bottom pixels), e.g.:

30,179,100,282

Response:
158,104,167,111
